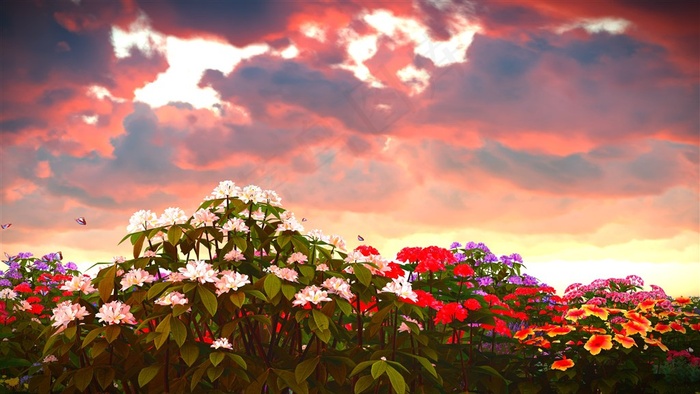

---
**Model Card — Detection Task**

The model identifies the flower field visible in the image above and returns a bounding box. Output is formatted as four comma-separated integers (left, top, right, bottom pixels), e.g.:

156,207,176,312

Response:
1,181,699,393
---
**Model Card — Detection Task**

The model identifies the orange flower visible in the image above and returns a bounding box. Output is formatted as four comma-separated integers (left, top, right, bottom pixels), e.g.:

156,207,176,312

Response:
644,336,668,352
551,356,575,371
514,327,535,340
637,299,657,311
654,323,672,333
669,321,686,334
546,325,574,337
690,323,700,331
624,311,651,328
613,334,636,349
565,308,587,321
524,336,551,349
622,320,649,336
584,334,613,355
581,325,607,334
673,296,691,305
582,304,609,320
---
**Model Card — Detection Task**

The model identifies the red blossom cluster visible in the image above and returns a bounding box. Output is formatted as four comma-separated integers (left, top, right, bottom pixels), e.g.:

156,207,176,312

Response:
396,246,457,273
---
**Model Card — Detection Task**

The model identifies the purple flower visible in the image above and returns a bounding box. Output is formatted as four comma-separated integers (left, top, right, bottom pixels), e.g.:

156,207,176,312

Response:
522,274,539,286
465,241,477,249
32,261,50,271
6,269,21,279
17,252,33,259
55,263,66,274
449,242,462,249
484,253,498,263
476,277,493,287
500,255,513,267
0,279,11,286
507,275,523,285
454,252,466,262
509,253,523,263
65,262,78,271
476,243,491,253
9,262,20,270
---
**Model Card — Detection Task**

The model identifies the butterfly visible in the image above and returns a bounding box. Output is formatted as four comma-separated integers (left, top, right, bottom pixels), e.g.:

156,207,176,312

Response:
1,223,11,230
57,251,63,260
302,218,308,222
75,217,87,226
357,235,364,242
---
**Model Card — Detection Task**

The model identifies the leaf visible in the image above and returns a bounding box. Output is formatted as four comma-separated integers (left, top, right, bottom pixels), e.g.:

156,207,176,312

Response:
228,353,247,369
298,264,315,279
230,291,246,308
349,360,374,377
133,233,146,259
210,352,225,367
95,367,116,390
64,325,77,340
295,356,319,383
154,315,172,350
264,274,282,300
400,353,438,379
198,284,218,316
277,234,291,248
316,328,331,343
180,342,199,367
281,284,296,300
273,369,309,394
147,281,171,300
312,309,329,331
98,265,116,303
354,375,375,394
231,235,247,252
167,225,182,246
207,365,224,382
336,299,353,316
246,289,267,302
170,316,187,347
371,360,387,379
74,367,94,392
138,365,161,387
385,366,406,394
0,358,31,369
353,264,372,287
82,327,105,348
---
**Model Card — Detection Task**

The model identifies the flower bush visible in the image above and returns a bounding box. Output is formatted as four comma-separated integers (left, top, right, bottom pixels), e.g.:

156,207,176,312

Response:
1,180,698,393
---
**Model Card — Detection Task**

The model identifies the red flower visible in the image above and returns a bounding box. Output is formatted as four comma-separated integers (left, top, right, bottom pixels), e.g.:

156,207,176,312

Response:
453,264,474,277
14,283,32,293
33,285,49,295
434,302,468,325
26,296,41,304
383,262,404,279
552,356,575,371
29,304,44,315
354,245,379,256
464,299,481,311
396,247,422,263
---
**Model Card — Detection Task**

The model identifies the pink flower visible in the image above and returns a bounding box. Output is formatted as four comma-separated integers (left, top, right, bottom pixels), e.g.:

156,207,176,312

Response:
380,277,418,302
266,266,298,282
292,286,332,307
51,301,89,331
60,275,96,294
192,208,219,227
95,301,137,325
155,291,189,306
120,268,156,290
224,250,245,262
215,271,251,296
322,277,354,301
287,252,308,264
179,260,218,283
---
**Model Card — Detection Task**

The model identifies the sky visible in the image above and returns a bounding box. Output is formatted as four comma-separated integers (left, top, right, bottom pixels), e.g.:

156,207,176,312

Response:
1,0,698,297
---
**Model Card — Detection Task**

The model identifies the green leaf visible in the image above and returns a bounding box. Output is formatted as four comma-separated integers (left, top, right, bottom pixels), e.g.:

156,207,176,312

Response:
82,327,105,348
133,233,146,259
0,358,31,369
198,284,218,316
349,360,374,377
167,225,182,246
371,360,387,379
246,289,267,301
74,367,94,392
147,281,171,300
277,234,292,248
264,274,282,299
385,366,406,394
400,353,438,379
64,325,77,340
138,365,161,387
281,284,297,300
154,315,172,350
312,309,329,331
231,235,247,252
180,342,199,367
95,367,116,390
298,264,315,279
170,316,187,347
230,291,246,308
98,265,116,303
316,328,331,343
228,353,247,369
353,263,372,287
207,365,224,382
354,375,375,394
210,352,225,367
273,369,309,394
295,356,319,383
336,299,353,316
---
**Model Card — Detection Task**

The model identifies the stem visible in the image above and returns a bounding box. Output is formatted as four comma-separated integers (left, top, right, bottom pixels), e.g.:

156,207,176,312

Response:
356,296,363,348
391,307,398,360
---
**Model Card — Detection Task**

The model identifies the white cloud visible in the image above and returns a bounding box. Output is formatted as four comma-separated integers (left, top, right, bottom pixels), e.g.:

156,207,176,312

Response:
556,17,632,35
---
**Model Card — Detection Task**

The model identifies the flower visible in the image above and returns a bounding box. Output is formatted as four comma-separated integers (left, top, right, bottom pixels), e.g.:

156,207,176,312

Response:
126,210,159,233
435,302,468,325
215,271,250,296
380,277,418,302
51,301,89,331
60,275,96,294
584,334,613,355
210,180,241,199
287,252,308,264
581,304,609,320
120,268,156,290
453,264,474,277
211,337,233,350
95,301,137,325
321,277,353,301
551,357,575,371
0,289,17,300
158,207,188,226
223,250,245,262
179,260,218,284
192,208,219,227
221,217,249,235
266,266,298,283
613,334,637,349
546,325,574,337
292,286,331,307
155,291,189,306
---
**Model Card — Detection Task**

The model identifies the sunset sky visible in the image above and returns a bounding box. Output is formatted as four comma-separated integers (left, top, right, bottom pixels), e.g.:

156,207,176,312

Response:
1,0,698,297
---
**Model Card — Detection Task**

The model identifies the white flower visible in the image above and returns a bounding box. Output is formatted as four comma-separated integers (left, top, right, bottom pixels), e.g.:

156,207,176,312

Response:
287,252,308,264
276,217,304,233
0,289,17,300
14,300,32,312
292,285,331,307
112,256,126,264
211,337,233,350
266,266,298,282
120,268,156,290
380,277,418,302
223,250,245,262
51,301,89,331
215,271,251,296
191,209,219,227
240,185,264,204
126,210,159,234
262,189,282,206
322,277,354,301
328,234,346,251
179,260,218,284
398,316,423,333
211,180,241,199
159,207,188,226
307,229,329,242
155,291,189,306
221,217,249,236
